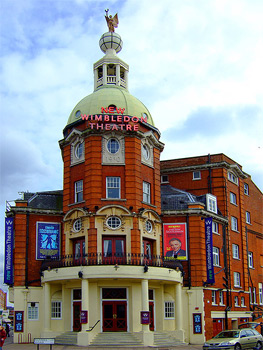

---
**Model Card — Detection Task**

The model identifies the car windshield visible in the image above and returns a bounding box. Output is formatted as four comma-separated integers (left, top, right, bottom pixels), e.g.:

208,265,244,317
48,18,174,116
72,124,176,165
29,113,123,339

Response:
215,331,240,339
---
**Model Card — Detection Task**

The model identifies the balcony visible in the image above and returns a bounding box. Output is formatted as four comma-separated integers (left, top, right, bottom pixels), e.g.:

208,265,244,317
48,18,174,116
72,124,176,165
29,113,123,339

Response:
96,76,126,89
40,253,184,274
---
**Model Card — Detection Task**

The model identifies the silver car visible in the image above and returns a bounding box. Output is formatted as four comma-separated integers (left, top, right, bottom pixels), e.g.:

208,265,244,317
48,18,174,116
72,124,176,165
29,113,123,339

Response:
203,328,263,349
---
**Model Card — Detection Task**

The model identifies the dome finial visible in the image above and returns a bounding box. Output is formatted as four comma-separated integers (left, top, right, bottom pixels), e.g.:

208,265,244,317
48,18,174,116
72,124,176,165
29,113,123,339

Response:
105,9,119,32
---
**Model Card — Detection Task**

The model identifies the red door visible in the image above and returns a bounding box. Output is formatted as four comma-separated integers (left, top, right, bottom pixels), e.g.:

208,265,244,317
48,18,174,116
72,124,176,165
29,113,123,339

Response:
213,319,223,337
143,239,153,265
73,301,81,331
103,301,127,332
149,301,154,331
73,239,85,264
103,237,125,264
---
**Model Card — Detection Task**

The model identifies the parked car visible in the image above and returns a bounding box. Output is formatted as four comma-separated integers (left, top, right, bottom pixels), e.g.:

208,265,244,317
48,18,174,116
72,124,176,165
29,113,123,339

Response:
203,328,263,349
238,323,262,334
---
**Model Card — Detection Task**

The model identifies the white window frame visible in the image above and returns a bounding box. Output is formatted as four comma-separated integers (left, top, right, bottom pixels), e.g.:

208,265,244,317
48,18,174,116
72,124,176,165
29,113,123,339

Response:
234,272,241,288
246,211,251,224
259,283,263,305
75,180,83,203
143,181,151,204
249,287,253,304
232,244,239,259
212,222,219,234
248,251,254,268
51,301,62,319
161,175,169,183
212,290,217,305
234,296,239,306
228,172,238,185
164,301,175,319
241,296,245,307
231,216,238,232
207,194,217,213
230,192,237,205
213,247,220,267
106,177,121,199
193,171,201,180
219,291,224,305
253,287,257,304
244,183,249,195
28,302,39,320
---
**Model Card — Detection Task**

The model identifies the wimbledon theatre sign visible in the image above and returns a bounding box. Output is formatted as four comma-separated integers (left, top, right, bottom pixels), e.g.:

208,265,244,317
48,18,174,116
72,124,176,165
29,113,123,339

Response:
81,106,148,131
4,217,14,284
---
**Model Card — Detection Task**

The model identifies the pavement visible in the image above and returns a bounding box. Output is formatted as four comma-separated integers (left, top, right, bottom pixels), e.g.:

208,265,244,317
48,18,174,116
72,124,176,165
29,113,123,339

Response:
3,335,204,350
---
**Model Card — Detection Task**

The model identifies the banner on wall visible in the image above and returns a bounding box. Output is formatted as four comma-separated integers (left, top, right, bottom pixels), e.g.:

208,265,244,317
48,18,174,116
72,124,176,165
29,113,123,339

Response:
163,223,187,260
4,217,14,284
36,222,60,260
205,218,215,284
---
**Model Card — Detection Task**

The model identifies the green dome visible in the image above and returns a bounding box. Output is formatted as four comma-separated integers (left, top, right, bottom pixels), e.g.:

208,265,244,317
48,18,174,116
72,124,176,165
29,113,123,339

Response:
67,85,154,126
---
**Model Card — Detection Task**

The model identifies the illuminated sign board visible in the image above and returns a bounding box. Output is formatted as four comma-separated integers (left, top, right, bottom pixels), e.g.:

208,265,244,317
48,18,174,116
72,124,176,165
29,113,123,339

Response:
4,217,14,284
81,106,148,131
36,222,60,260
163,223,187,261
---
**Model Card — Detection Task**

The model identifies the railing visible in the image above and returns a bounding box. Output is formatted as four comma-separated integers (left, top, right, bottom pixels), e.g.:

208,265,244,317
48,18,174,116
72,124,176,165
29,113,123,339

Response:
96,76,126,88
40,253,184,273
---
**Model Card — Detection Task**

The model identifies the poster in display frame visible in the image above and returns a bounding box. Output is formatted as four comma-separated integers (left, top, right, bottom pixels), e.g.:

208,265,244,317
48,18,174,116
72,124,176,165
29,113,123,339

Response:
163,223,187,260
36,222,60,260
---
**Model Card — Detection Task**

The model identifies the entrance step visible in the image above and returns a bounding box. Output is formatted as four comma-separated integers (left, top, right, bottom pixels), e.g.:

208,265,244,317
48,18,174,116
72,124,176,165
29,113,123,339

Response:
90,332,143,347
55,331,78,345
154,331,185,347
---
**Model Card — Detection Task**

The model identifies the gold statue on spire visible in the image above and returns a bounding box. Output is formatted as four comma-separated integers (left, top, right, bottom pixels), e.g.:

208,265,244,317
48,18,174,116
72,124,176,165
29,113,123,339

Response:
105,9,119,32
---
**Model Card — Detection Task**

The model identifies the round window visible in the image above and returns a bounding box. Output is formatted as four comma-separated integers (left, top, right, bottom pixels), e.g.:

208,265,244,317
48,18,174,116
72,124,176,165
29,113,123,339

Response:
106,216,121,230
142,144,150,160
107,138,120,154
75,110,81,118
75,142,84,159
73,218,82,232
145,220,152,233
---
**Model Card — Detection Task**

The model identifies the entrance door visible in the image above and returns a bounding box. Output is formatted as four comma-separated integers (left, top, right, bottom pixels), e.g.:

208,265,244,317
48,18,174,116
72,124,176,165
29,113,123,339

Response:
73,301,81,331
213,319,223,337
143,239,153,265
73,239,85,264
149,301,154,331
103,301,127,332
103,236,126,264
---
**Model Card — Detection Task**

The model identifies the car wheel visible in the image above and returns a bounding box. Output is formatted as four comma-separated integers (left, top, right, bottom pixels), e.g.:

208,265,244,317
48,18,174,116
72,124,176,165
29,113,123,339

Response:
256,341,262,349
234,344,241,350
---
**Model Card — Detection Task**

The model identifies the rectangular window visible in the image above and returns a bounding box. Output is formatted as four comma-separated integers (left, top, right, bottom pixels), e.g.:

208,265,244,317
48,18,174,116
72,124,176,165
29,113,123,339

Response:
234,272,241,287
219,291,224,305
164,301,175,319
234,296,239,306
230,192,237,205
241,297,245,307
228,172,238,185
206,194,217,213
212,290,217,305
213,247,220,266
212,222,219,234
51,301,62,319
231,216,238,232
106,177,120,199
143,181,151,203
244,183,249,195
161,175,169,183
28,302,39,320
248,252,253,268
253,287,257,304
232,244,239,259
249,287,253,304
259,283,263,305
246,211,251,224
75,180,83,203
193,171,201,180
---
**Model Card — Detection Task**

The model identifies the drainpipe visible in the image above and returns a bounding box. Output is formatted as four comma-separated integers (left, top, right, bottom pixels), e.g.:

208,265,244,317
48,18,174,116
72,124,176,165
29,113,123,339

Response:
25,212,29,288
222,224,230,329
207,154,212,193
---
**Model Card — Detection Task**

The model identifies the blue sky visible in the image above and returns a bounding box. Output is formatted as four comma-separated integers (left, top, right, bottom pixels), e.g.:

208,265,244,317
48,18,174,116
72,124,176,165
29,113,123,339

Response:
1,0,263,298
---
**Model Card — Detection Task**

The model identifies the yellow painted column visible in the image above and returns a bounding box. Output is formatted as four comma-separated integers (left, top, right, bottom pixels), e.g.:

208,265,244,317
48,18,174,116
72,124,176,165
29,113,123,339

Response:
44,282,51,331
116,64,120,86
103,64,107,85
81,278,89,332
175,282,183,330
141,279,149,331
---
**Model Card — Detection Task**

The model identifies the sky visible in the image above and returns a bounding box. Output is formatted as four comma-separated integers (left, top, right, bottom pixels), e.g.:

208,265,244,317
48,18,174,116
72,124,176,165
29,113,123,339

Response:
0,0,263,300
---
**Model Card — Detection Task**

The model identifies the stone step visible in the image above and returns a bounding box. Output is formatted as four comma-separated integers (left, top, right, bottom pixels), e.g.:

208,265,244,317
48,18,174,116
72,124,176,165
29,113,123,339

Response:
90,332,143,347
55,331,78,345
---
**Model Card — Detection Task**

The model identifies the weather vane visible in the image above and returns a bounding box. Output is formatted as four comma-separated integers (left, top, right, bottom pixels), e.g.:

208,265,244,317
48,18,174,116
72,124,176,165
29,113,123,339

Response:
105,9,119,32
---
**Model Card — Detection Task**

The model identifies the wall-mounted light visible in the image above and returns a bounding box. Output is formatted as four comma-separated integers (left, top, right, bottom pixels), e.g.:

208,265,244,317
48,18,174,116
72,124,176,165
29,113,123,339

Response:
78,271,83,278
144,265,148,273
114,264,119,271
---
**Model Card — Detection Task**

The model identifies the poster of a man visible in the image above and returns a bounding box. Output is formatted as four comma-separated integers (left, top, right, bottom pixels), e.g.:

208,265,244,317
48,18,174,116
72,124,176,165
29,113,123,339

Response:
163,223,187,260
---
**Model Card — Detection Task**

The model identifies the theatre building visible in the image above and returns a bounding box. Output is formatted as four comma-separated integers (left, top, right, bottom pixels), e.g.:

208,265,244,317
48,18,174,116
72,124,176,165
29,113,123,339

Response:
4,19,263,347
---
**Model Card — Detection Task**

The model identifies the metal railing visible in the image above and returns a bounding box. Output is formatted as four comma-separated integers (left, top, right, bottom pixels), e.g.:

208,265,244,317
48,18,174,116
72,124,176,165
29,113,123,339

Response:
40,253,184,273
